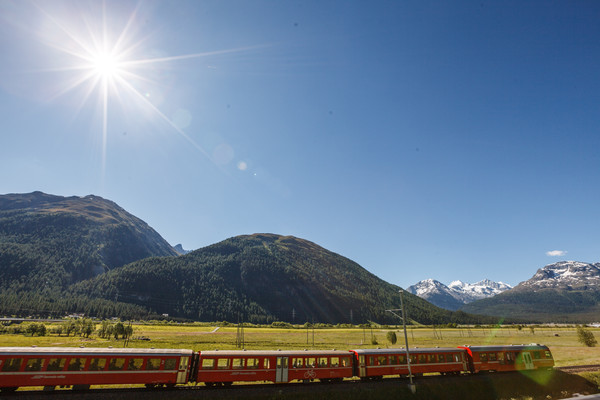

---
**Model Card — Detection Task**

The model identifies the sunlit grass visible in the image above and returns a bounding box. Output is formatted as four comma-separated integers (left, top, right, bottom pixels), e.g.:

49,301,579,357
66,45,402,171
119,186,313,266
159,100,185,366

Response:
2,324,600,367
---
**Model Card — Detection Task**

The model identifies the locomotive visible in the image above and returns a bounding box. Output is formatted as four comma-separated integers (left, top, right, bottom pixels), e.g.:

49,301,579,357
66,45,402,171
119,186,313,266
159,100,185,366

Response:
0,343,553,392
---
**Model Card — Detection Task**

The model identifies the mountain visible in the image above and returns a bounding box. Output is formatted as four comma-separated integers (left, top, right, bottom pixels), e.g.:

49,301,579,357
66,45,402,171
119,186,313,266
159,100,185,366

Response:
173,244,191,255
0,191,178,293
514,261,600,291
449,279,513,301
71,233,496,324
407,279,512,311
461,261,600,322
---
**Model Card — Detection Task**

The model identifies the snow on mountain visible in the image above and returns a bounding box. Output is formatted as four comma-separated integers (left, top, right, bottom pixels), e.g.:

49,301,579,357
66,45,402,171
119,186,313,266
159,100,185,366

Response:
515,261,600,291
407,278,512,311
449,279,513,301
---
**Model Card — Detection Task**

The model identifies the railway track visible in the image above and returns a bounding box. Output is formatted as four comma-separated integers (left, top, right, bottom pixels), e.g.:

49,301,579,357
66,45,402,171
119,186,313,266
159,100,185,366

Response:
556,364,600,373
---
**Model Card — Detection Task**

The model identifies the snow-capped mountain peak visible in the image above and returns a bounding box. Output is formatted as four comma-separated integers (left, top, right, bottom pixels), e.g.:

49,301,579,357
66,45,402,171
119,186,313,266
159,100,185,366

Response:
516,261,600,291
407,278,512,311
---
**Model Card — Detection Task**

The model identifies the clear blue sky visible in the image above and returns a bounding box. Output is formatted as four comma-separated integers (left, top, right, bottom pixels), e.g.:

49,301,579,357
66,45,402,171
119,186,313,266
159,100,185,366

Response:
1,0,599,289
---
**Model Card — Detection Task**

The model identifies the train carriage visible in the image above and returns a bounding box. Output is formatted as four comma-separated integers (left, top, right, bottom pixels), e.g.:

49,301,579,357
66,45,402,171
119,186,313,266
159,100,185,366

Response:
351,347,468,380
197,349,354,385
457,344,554,373
0,347,194,392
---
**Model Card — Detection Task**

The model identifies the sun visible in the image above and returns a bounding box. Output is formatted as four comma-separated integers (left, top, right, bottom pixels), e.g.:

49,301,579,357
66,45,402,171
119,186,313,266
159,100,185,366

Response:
90,51,121,80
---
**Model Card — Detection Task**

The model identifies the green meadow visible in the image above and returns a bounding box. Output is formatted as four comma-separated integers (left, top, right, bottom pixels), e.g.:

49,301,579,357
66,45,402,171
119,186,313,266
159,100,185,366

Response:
1,323,599,367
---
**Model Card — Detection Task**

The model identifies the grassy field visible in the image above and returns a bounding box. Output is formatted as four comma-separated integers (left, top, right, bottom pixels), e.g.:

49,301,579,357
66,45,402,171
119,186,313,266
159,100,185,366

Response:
1,323,600,367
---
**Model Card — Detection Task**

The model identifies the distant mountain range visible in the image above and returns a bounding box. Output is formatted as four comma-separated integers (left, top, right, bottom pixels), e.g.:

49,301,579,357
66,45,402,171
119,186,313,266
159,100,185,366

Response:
0,192,495,325
407,279,512,311
462,261,600,322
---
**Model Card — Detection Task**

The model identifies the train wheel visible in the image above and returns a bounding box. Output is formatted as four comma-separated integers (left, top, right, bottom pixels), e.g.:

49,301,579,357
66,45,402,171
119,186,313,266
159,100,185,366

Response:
223,382,233,387
1,387,18,393
43,386,56,391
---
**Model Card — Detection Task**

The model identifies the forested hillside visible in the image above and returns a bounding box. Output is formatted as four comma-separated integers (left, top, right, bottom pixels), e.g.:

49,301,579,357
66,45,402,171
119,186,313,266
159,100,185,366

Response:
0,192,178,315
72,234,496,324
0,192,496,324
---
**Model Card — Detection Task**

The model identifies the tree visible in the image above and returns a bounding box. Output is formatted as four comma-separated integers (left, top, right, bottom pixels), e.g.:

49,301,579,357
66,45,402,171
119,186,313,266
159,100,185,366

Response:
113,322,125,339
577,326,597,347
386,331,397,345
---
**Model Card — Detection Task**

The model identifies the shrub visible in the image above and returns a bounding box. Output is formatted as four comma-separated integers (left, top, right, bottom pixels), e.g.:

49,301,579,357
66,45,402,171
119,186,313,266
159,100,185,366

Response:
577,326,597,347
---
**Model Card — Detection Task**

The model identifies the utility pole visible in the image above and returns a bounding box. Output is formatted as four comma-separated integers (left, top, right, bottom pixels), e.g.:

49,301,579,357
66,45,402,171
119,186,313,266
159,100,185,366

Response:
386,289,416,394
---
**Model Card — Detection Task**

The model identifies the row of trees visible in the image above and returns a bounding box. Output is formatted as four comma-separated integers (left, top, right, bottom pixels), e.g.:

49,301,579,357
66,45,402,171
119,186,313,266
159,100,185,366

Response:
0,319,134,340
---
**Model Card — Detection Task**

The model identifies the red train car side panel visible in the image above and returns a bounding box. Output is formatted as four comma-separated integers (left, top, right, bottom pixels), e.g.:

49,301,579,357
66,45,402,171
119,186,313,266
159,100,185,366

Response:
0,347,193,390
351,348,468,378
458,344,554,373
197,350,354,384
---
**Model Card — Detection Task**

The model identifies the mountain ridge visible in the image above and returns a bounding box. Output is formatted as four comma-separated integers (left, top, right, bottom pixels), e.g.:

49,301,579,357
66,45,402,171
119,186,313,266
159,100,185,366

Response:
462,261,600,322
407,279,512,311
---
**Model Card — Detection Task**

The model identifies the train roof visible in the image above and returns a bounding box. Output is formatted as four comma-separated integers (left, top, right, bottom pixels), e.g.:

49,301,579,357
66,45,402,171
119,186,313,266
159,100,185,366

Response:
351,347,460,355
199,349,353,357
0,347,194,357
458,344,550,352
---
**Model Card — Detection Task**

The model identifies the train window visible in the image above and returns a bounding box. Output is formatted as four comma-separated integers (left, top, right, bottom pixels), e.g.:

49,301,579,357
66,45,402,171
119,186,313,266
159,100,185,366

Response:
247,358,259,369
506,352,515,364
545,351,552,358
390,355,399,365
533,351,541,360
427,355,435,363
318,357,328,367
25,358,43,371
90,358,107,371
232,358,244,369
217,359,230,370
109,358,125,370
47,358,65,371
436,354,444,363
368,356,375,366
419,355,427,364
399,354,407,364
377,356,387,366
2,358,23,372
497,352,505,364
410,355,417,364
330,357,339,367
489,353,497,362
128,358,143,370
146,358,161,370
480,353,488,362
292,358,303,368
305,358,315,368
264,358,271,369
165,358,177,370
68,358,86,371
341,357,350,367
201,358,215,370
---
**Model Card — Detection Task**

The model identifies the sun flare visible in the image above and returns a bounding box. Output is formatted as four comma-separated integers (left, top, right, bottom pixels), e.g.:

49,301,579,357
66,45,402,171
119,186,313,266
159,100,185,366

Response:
90,51,121,80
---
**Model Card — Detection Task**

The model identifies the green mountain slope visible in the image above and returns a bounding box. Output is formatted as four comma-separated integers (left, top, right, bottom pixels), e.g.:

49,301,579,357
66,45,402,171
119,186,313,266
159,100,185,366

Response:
0,191,178,292
73,233,495,324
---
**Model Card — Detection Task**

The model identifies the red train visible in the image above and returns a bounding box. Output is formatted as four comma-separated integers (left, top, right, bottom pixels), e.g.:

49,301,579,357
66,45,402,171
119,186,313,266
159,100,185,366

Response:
0,344,553,392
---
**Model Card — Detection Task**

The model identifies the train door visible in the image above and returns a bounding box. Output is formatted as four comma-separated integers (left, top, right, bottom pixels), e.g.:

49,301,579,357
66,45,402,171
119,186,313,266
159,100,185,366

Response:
177,356,190,383
459,352,468,372
276,357,289,383
522,352,534,370
359,355,366,377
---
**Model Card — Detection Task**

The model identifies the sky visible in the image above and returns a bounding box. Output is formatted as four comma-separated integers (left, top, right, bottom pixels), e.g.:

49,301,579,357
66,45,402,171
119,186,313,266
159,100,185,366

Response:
0,0,599,289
